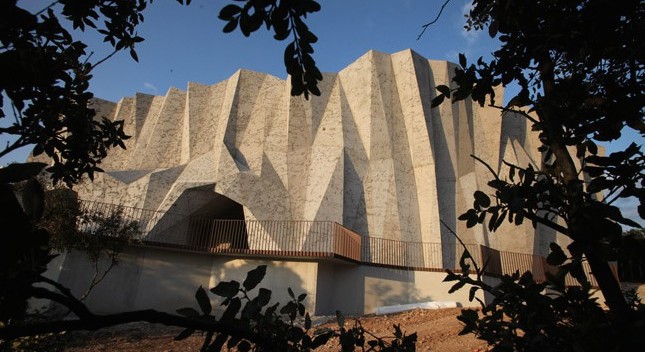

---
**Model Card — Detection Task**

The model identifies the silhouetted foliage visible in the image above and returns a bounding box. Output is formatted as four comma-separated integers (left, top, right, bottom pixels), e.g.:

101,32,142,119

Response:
177,265,417,351
0,0,153,185
1,264,416,351
40,188,81,252
419,0,645,350
619,229,645,282
436,0,644,319
218,0,322,99
0,163,51,326
443,232,645,352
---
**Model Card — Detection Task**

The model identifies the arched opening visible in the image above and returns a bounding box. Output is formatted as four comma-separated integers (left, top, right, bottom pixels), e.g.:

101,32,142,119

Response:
164,185,249,250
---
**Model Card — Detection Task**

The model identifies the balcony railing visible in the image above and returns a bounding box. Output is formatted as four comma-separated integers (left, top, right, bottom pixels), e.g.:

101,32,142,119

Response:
79,200,362,262
78,200,599,286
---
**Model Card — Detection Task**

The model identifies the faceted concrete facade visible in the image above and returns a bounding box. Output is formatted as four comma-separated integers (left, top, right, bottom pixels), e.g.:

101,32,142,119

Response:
76,49,558,258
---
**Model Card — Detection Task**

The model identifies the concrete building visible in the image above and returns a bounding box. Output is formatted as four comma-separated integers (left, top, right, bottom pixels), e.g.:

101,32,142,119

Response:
43,50,575,316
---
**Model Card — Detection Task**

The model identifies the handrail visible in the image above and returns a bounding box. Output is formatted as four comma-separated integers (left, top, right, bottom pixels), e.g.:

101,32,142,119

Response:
78,200,600,286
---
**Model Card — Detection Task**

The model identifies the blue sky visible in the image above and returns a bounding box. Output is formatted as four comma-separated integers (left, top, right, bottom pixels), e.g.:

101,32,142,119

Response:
2,0,643,225
3,0,499,163
70,0,500,102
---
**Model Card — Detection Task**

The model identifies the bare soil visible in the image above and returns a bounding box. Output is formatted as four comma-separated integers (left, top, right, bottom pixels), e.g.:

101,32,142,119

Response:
53,308,488,351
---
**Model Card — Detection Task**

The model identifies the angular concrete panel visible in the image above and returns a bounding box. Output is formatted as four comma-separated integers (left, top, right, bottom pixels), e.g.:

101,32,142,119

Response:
74,49,544,257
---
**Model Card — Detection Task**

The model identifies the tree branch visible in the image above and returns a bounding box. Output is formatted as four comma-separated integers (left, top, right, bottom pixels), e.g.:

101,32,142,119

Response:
488,104,540,125
91,49,119,69
0,310,271,347
471,154,500,180
37,275,77,301
417,0,452,40
34,1,60,16
440,220,484,279
0,137,29,159
521,210,569,236
79,256,118,301
28,286,93,320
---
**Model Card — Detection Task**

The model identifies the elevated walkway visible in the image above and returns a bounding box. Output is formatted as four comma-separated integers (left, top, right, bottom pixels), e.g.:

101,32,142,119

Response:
79,200,599,287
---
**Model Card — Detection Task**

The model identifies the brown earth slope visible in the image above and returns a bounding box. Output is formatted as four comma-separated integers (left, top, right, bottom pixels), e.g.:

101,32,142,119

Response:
51,308,488,352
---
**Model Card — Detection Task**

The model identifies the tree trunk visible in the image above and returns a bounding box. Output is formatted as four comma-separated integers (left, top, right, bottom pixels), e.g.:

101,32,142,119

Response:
586,253,631,320
537,55,631,320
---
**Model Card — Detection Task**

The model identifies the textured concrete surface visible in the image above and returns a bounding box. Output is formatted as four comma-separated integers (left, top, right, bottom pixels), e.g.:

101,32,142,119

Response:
74,49,559,260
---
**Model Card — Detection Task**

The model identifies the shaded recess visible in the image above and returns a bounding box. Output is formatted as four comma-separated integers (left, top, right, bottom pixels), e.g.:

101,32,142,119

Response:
152,185,249,250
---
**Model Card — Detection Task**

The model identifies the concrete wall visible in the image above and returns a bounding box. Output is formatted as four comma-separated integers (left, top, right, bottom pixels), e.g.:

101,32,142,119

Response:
47,246,495,317
54,247,319,315
316,263,485,316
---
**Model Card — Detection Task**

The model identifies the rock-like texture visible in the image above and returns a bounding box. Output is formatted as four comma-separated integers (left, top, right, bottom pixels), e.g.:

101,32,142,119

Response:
76,49,558,259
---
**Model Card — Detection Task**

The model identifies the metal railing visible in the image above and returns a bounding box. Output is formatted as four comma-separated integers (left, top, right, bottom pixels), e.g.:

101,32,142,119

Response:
79,200,362,261
78,200,600,286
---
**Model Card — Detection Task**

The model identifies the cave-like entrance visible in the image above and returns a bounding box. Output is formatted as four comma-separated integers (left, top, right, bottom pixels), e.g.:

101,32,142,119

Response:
170,185,249,250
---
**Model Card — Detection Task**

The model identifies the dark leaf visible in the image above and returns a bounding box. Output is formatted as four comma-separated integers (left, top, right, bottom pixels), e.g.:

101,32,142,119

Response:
336,310,345,328
0,162,47,183
174,328,195,341
468,286,479,301
195,286,211,315
458,209,477,221
219,4,242,20
257,287,271,307
443,269,460,282
339,330,355,351
221,297,241,322
488,210,499,231
241,299,260,319
488,19,498,37
448,280,466,294
243,265,267,291
274,28,291,41
129,48,138,62
280,301,298,320
210,280,240,298
569,261,589,285
436,84,451,97
223,19,238,33
466,214,478,228
305,312,312,330
474,190,491,208
546,242,567,266
312,331,333,348
459,53,467,68
431,94,445,108
302,0,321,13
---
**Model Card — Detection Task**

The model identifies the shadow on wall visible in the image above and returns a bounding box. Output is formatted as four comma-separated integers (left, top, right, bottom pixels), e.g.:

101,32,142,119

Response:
363,267,433,311
52,246,314,318
53,246,215,315
208,258,312,316
366,278,435,309
316,263,433,316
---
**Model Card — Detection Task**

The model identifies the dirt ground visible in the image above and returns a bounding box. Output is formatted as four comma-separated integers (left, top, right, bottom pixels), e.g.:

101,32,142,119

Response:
53,308,488,352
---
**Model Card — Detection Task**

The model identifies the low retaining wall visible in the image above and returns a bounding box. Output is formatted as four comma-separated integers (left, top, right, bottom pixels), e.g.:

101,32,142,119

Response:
39,245,550,317
51,246,318,315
